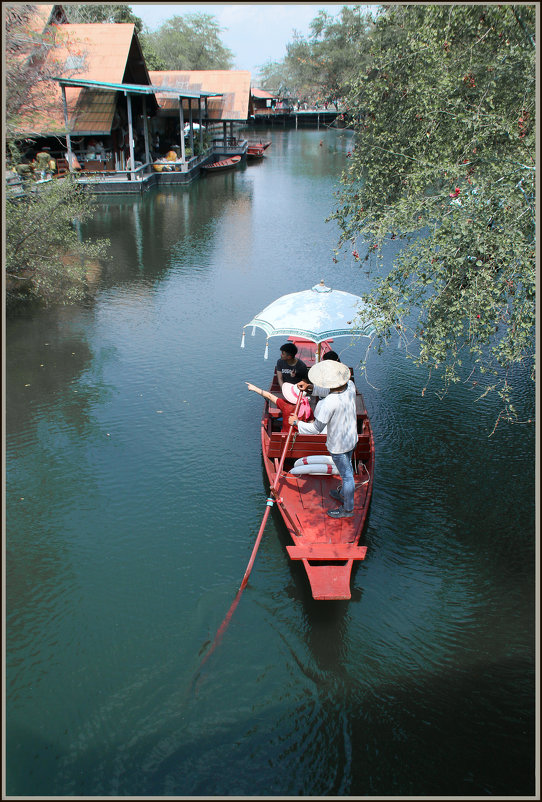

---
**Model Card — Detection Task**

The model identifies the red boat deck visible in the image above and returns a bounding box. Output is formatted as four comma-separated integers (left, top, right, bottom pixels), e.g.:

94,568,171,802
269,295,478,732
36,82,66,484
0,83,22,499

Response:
260,337,374,600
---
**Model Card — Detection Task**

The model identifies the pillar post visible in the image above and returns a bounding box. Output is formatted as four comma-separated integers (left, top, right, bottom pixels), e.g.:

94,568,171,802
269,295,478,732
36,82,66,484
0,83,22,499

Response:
198,96,203,152
188,100,194,153
61,85,74,170
179,97,186,162
142,95,150,166
126,92,136,179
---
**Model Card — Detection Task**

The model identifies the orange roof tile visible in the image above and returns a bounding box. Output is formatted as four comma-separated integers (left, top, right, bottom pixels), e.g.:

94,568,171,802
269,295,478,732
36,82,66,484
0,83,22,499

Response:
149,70,251,122
13,23,145,136
251,88,277,100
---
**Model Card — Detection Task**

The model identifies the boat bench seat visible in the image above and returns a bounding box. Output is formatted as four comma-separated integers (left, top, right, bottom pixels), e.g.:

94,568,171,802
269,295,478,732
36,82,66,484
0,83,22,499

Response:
267,433,327,459
267,431,371,461
287,544,368,561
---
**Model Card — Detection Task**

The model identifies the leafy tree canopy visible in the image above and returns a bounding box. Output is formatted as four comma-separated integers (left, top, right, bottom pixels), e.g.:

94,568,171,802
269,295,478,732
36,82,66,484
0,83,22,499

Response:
63,4,143,33
258,5,374,106
5,6,110,308
6,178,109,308
142,13,234,70
330,3,536,429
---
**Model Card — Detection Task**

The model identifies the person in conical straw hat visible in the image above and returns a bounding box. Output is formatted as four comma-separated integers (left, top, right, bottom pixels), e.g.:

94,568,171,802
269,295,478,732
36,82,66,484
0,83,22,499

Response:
289,360,357,519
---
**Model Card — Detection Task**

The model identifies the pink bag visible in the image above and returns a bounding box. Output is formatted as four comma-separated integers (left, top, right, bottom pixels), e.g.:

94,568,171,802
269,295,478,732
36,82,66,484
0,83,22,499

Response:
297,396,312,421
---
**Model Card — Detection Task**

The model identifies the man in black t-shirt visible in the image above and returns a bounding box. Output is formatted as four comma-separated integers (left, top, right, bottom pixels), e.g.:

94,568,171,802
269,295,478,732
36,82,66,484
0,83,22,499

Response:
275,342,309,388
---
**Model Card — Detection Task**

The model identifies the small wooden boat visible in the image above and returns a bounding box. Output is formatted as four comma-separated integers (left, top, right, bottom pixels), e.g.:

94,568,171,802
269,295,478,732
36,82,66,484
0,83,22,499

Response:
201,155,241,173
247,144,265,160
259,336,374,600
248,140,271,151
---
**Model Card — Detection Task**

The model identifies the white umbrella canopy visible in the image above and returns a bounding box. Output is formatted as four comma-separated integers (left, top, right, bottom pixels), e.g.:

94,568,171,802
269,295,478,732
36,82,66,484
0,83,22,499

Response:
241,281,376,358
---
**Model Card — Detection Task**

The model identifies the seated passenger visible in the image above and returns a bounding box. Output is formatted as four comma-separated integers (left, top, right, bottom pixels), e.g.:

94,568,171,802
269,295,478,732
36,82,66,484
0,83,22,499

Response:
246,381,313,432
275,342,309,389
298,350,353,396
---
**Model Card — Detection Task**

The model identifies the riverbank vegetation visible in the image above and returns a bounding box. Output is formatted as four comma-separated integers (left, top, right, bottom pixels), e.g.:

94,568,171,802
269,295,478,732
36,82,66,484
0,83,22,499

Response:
5,5,110,310
262,3,535,426
258,6,375,108
331,4,535,427
6,176,109,309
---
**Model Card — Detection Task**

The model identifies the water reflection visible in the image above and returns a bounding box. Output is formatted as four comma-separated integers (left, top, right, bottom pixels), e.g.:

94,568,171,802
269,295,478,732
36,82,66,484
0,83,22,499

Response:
6,306,107,442
6,127,535,798
85,175,253,291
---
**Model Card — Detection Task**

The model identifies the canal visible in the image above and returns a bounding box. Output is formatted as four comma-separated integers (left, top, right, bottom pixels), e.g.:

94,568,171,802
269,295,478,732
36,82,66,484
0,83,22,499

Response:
5,127,536,797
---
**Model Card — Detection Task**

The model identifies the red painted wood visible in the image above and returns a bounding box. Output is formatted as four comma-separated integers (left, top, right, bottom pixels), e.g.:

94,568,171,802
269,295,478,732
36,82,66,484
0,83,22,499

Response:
260,336,374,600
286,544,368,560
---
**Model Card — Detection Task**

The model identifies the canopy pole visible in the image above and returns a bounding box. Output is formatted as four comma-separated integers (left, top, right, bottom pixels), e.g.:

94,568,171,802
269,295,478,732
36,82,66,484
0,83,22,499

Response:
317,343,322,362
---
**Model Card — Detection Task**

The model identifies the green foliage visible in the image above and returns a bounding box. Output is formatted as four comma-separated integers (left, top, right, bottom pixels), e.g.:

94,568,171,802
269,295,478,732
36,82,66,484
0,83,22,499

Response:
4,5,111,309
139,29,168,70
258,5,374,106
330,4,536,427
5,177,110,308
143,13,234,70
258,59,294,97
63,4,143,32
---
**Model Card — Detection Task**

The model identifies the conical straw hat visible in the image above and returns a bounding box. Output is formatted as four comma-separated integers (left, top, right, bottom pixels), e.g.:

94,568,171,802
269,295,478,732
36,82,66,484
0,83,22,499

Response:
308,360,350,389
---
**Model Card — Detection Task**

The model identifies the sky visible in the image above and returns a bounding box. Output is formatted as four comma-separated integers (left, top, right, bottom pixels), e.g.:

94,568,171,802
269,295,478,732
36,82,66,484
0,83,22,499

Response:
129,3,376,78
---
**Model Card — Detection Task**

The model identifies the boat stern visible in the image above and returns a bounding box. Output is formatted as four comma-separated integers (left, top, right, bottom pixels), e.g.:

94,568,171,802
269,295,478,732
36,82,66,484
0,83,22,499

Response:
286,543,368,601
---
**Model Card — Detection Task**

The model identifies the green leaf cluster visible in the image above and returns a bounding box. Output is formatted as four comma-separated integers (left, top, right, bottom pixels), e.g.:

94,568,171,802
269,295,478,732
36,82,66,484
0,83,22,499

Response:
4,6,111,309
63,4,143,32
258,5,375,105
6,178,109,308
141,13,234,71
330,4,536,426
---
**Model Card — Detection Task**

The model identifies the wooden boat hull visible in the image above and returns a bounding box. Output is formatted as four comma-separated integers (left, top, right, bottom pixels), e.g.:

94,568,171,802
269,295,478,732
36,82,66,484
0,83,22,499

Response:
248,140,271,150
260,337,374,600
201,156,241,172
247,144,265,160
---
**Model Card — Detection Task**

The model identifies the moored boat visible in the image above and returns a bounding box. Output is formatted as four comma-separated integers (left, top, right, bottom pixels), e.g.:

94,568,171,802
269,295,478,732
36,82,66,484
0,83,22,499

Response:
201,155,241,173
259,336,374,600
247,144,265,160
248,140,271,151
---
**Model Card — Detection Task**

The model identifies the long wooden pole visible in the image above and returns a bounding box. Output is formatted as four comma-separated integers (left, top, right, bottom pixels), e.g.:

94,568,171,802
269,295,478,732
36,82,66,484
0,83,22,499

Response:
199,392,302,669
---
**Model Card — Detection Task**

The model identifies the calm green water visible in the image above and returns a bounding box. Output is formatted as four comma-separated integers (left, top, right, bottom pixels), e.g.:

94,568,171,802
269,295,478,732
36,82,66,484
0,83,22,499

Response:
5,128,536,797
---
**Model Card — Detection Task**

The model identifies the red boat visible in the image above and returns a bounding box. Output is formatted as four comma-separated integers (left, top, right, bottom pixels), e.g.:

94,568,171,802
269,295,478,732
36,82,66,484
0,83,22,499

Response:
259,336,374,600
201,155,241,172
248,140,271,150
247,143,265,160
